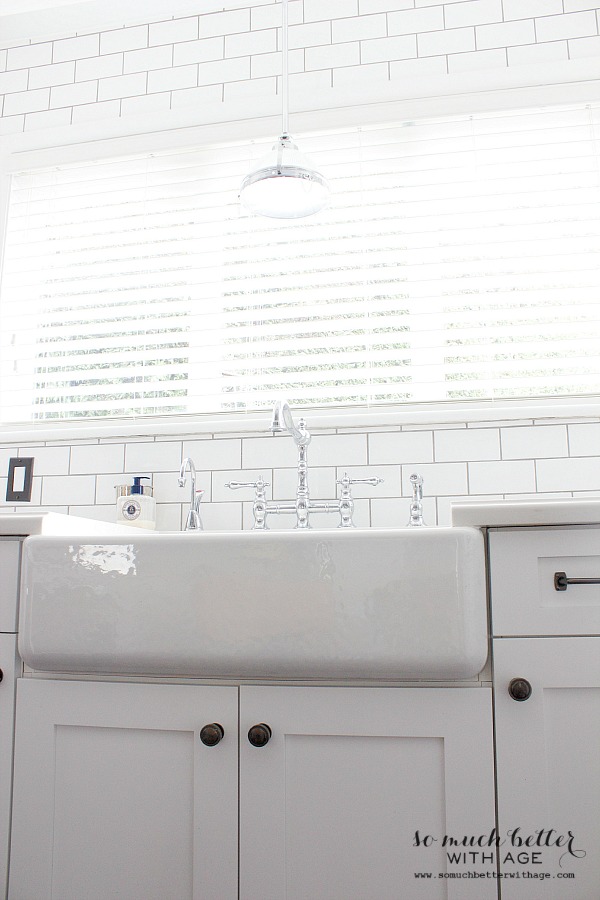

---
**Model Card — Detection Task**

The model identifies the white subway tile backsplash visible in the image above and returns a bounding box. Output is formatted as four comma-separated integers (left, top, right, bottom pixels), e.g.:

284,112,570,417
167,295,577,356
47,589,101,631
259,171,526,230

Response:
332,13,387,42
251,1,303,31
468,459,536,494
97,72,147,101
124,45,173,75
333,60,389,86
0,69,28,94
389,54,448,77
568,423,600,457
0,114,25,134
507,39,568,64
564,0,600,9
305,41,360,70
183,438,241,470
149,17,199,47
24,107,72,130
7,42,52,70
388,6,445,34
42,474,96,507
76,53,123,81
4,88,50,116
121,91,171,117
501,424,568,459
70,443,124,475
50,79,97,108
445,0,503,28
18,446,70,476
174,37,224,66
197,56,250,84
53,34,100,63
568,34,600,56
304,0,359,23
369,430,433,465
401,462,468,496
202,501,243,532
476,19,536,49
535,11,598,42
310,433,368,467
147,64,197,93
28,61,75,89
171,83,223,109
288,22,332,50
435,428,500,462
71,99,120,123
418,26,476,55
100,26,148,55
361,33,417,62
251,48,304,77
536,456,600,492
502,0,562,17
359,0,414,12
225,28,277,57
0,49,6,72
125,440,183,473
199,9,251,39
447,46,506,69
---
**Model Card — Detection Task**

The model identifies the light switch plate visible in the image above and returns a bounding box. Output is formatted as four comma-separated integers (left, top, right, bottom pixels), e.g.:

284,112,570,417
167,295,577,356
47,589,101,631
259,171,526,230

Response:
6,457,34,502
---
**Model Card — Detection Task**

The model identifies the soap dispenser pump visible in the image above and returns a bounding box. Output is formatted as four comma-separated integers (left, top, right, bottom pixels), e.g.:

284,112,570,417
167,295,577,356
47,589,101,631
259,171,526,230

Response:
116,475,156,529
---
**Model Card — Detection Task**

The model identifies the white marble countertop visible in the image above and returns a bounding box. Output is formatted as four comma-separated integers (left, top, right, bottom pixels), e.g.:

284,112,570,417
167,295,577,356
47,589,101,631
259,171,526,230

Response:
0,512,132,537
451,499,600,529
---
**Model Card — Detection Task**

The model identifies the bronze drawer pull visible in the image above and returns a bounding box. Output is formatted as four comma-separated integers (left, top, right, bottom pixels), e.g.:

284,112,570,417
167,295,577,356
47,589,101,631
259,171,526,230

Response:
554,571,600,591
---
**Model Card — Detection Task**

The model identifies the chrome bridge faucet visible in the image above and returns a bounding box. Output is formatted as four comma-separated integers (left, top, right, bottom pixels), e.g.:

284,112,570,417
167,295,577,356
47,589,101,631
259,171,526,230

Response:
227,399,383,529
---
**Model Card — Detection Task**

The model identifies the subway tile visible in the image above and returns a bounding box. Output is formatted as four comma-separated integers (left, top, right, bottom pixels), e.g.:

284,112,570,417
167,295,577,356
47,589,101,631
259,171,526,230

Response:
53,33,100,63
435,428,500,462
359,0,414,11
289,69,333,101
7,42,52,70
28,61,75,89
17,446,70,476
24,107,72,131
121,92,172,117
308,433,368,467
568,34,600,56
305,41,360,70
76,53,123,81
304,0,359,21
224,76,277,102
251,48,304,77
251,1,303,31
507,40,568,64
418,26,476,55
70,442,124,475
149,17,199,47
147,64,197,93
71,99,120,123
69,504,117,525
333,60,389,87
273,466,336,500
97,473,129,505
0,69,28,94
124,45,172,74
389,54,448,77
199,9,251,39
42,474,96,507
225,28,277,57
535,10,598,41
243,434,301,469
503,0,562,16
0,49,6,72
183,438,241,470
468,459,536,494
50,80,97,109
174,37,224,66
448,46,507,70
125,440,183,473
388,6,445,33
97,72,147,101
155,503,183,532
369,430,433,465
401,462,468,496
198,56,249,84
332,13,387,42
100,26,148,55
445,0,503,28
153,469,212,503
501,424,568,459
361,33,417,63
171,83,223,108
3,88,50,116
288,22,332,50
475,19,536,49
201,501,242,532
536,457,600,492
564,0,600,9
568,422,600,456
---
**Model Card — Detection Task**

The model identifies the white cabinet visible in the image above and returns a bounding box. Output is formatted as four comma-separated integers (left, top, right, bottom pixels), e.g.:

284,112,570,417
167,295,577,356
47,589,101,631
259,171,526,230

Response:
494,638,600,899
9,679,496,900
489,526,600,900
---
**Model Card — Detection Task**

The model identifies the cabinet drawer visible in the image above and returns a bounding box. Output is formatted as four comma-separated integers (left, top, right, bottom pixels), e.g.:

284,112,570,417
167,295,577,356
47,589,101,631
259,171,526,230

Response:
489,526,600,636
0,540,21,633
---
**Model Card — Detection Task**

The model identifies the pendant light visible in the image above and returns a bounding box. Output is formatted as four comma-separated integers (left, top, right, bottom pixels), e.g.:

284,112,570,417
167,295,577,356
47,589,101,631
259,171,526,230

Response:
239,0,329,218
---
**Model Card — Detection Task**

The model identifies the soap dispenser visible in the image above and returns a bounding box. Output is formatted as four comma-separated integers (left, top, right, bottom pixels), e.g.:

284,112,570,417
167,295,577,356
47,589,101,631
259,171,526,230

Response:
116,476,156,529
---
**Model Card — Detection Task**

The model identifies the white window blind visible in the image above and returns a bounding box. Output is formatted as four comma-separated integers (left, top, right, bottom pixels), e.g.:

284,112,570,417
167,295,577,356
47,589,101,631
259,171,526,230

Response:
1,100,600,424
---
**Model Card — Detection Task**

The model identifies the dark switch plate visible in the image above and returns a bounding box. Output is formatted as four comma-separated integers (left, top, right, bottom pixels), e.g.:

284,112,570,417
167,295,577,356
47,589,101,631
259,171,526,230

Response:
6,457,34,502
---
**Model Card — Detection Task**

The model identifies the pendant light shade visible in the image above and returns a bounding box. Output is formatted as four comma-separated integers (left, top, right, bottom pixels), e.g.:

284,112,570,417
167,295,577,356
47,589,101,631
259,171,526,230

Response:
239,134,329,219
239,0,329,219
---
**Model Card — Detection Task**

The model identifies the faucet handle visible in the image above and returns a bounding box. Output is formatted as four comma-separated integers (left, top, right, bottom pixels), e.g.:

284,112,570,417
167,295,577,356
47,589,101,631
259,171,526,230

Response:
336,473,384,489
225,477,270,491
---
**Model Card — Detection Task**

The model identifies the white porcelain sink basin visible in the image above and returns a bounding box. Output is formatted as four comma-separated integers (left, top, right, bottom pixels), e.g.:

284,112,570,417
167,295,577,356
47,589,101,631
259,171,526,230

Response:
19,527,488,680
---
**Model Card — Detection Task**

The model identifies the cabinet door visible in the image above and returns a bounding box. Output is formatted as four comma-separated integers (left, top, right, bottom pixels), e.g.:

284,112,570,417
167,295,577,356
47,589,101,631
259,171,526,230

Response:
9,679,238,900
494,638,600,899
240,686,496,900
0,635,18,900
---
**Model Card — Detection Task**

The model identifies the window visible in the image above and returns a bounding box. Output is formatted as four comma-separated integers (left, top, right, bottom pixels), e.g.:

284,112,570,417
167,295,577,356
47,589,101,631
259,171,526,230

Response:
1,99,600,424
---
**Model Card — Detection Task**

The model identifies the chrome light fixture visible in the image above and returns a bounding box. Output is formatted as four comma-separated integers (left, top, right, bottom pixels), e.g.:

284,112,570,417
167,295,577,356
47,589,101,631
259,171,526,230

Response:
239,0,329,218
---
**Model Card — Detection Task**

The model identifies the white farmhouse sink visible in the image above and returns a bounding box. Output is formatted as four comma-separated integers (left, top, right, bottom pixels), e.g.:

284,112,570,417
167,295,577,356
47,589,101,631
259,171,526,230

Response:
19,527,488,680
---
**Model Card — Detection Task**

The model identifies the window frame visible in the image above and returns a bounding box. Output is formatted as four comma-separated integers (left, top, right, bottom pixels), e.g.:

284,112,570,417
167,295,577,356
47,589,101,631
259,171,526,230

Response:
2,76,600,440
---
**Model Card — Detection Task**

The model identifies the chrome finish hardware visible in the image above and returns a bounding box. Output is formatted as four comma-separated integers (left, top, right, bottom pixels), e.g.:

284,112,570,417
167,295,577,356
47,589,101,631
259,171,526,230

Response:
179,457,204,531
408,473,425,527
248,723,272,747
554,571,600,591
336,473,384,528
200,723,224,746
508,678,532,702
225,476,271,530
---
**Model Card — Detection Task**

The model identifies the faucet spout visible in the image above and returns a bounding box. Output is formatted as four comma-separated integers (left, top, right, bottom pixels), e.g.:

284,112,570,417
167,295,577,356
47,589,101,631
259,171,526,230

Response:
271,398,311,447
179,457,203,531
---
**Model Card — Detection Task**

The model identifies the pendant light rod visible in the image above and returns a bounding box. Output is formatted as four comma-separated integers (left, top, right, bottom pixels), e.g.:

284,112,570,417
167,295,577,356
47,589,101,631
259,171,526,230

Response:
281,0,289,136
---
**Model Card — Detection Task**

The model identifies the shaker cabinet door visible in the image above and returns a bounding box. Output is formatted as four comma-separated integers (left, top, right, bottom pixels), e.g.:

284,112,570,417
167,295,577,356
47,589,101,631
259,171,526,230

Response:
9,679,238,900
494,637,600,899
239,685,496,900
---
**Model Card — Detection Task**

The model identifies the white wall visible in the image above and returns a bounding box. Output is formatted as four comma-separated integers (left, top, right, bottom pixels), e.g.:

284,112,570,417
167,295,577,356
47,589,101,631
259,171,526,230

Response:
1,0,599,529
